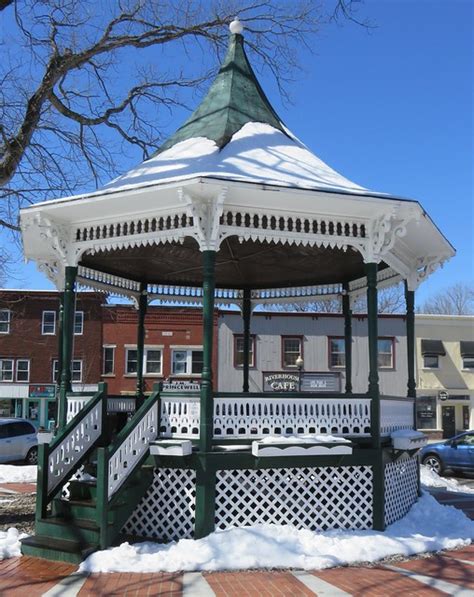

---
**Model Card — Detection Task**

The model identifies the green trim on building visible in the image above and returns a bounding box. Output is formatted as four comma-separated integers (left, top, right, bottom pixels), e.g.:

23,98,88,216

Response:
58,266,77,431
153,33,289,156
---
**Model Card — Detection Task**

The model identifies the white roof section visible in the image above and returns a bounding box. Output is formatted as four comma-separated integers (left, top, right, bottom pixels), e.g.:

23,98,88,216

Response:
103,123,373,197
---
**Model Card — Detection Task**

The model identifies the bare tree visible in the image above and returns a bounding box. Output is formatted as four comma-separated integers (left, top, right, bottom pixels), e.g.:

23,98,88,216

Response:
418,282,474,315
0,0,369,233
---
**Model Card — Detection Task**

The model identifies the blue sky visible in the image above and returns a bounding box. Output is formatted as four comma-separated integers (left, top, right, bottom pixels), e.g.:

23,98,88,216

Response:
4,0,473,304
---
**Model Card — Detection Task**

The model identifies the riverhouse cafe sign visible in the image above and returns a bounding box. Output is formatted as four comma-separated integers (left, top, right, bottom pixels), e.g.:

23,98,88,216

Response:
263,372,341,393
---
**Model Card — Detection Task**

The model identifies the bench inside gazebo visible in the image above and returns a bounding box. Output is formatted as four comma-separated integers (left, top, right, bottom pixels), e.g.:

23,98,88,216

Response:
20,19,453,563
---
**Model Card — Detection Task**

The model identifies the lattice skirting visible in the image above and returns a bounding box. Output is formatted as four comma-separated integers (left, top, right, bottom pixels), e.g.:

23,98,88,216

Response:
123,468,196,542
384,455,419,526
215,466,373,531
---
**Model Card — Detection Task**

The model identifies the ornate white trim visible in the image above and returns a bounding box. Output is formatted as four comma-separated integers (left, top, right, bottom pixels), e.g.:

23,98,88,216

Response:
180,187,227,251
405,255,449,291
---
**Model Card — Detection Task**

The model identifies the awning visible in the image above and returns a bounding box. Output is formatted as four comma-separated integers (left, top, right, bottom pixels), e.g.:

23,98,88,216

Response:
421,339,446,356
460,341,474,358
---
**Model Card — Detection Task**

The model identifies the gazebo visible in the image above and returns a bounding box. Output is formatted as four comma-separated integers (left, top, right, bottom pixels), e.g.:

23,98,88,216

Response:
20,20,454,563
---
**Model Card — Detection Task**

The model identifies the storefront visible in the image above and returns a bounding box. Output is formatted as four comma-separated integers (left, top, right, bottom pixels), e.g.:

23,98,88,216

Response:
0,384,56,429
416,391,473,439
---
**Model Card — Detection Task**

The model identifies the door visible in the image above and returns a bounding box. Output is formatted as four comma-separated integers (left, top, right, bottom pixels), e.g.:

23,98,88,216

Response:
442,406,456,439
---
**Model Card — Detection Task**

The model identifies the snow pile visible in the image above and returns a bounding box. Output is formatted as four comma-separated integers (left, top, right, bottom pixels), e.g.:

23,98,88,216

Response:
80,493,474,573
0,528,28,560
420,465,474,493
258,434,351,444
0,465,37,484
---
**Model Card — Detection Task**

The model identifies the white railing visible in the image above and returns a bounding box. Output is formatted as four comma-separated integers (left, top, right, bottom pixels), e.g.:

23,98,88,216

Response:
380,398,414,435
48,401,103,493
107,400,159,499
160,396,372,439
67,395,136,422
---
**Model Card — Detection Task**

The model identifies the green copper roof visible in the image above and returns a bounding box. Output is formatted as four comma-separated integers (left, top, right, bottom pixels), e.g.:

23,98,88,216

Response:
154,32,289,155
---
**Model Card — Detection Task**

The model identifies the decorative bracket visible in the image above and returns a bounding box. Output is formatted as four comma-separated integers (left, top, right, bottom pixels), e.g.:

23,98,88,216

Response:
405,255,449,291
179,187,227,251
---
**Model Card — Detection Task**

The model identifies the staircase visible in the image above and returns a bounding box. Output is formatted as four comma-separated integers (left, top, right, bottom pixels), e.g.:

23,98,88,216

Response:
21,384,160,563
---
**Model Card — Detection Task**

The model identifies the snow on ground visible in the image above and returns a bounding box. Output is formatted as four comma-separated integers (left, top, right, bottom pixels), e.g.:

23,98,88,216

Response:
420,465,474,494
0,465,37,484
258,434,351,444
0,528,27,560
80,493,474,573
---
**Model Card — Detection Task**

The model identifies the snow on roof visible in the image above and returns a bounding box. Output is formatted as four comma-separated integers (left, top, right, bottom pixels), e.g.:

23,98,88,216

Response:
103,122,375,196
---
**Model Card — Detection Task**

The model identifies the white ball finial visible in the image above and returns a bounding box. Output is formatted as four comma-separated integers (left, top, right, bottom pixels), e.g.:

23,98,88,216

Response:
229,18,243,35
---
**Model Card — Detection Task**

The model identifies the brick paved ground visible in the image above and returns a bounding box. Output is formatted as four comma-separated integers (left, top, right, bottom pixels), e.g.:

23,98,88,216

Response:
0,483,36,495
0,489,473,596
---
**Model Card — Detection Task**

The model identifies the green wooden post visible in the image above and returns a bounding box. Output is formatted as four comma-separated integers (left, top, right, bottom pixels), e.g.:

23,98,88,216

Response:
366,263,380,449
372,451,385,531
195,250,216,539
95,446,109,549
55,296,64,430
242,288,251,393
135,284,148,407
404,281,417,430
35,443,49,521
57,266,77,431
342,283,352,395
199,251,216,453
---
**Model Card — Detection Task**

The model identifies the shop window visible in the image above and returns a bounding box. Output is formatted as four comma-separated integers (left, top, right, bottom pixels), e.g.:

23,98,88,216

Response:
102,346,115,375
282,337,302,368
463,405,470,430
329,337,345,368
423,355,439,369
0,310,11,334
416,396,437,430
234,336,255,368
16,359,30,382
172,348,203,375
42,311,56,335
378,338,394,369
0,359,14,382
74,311,84,335
462,357,474,370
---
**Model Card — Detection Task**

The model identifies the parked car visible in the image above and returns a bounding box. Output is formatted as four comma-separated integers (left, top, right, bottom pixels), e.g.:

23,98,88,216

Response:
420,430,474,475
0,418,38,464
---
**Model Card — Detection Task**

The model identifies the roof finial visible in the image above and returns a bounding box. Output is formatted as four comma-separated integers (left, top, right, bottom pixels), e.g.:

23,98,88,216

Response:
229,18,244,35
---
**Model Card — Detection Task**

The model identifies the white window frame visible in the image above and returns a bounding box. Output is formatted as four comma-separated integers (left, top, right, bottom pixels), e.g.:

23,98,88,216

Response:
423,354,439,370
234,336,255,368
0,309,11,334
329,337,345,368
462,356,474,370
282,336,303,368
52,359,83,382
42,310,56,335
0,359,14,382
102,345,116,375
171,346,204,376
74,311,84,335
52,359,59,383
125,345,163,376
377,338,394,369
16,359,30,383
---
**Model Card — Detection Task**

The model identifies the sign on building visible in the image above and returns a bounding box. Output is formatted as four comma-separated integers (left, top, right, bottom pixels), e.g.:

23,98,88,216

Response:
262,372,341,393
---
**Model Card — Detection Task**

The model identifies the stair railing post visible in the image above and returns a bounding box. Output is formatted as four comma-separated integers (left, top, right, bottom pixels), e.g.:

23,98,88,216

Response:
58,266,78,431
35,443,49,521
96,446,109,550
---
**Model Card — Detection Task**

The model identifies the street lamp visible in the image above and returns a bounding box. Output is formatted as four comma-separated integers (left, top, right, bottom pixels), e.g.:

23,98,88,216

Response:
295,354,304,392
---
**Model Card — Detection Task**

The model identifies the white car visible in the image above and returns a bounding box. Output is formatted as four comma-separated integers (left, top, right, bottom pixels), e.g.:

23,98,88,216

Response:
0,418,38,464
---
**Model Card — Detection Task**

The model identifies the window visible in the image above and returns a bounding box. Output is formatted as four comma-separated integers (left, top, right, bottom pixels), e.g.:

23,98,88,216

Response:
74,311,84,335
423,355,439,369
329,338,345,368
172,349,203,375
0,310,11,334
8,421,36,437
378,338,394,369
52,359,82,382
416,396,437,430
16,360,30,382
71,360,82,382
102,346,115,375
234,336,255,368
282,337,302,368
42,311,56,335
126,347,162,376
0,359,13,382
145,349,162,375
463,357,474,370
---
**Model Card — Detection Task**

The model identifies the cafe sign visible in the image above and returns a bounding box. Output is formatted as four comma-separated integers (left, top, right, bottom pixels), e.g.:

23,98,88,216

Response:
263,372,341,393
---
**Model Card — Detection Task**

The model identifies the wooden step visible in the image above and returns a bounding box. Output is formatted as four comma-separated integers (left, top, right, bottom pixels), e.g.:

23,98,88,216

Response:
20,534,97,564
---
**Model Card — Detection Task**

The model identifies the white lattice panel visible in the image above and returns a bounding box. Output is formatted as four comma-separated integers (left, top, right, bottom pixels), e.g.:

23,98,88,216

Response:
123,468,196,542
384,455,418,526
380,399,414,435
216,466,373,531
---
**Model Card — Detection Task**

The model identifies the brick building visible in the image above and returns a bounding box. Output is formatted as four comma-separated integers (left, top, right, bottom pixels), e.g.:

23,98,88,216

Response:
0,290,216,427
